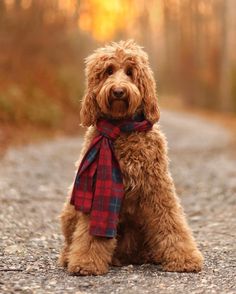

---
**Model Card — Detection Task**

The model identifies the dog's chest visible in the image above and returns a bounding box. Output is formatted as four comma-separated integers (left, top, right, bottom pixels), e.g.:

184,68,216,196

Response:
113,131,159,192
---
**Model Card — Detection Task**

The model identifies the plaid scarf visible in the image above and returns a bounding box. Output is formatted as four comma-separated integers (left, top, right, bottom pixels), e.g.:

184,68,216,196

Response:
70,115,153,238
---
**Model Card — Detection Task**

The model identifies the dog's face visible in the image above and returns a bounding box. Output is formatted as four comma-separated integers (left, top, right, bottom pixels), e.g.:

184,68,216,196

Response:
80,40,159,126
96,55,142,119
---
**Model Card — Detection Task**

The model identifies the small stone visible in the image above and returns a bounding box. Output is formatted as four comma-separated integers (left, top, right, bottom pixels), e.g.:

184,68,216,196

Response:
130,274,139,280
213,268,219,273
159,283,166,289
25,265,33,273
4,244,25,255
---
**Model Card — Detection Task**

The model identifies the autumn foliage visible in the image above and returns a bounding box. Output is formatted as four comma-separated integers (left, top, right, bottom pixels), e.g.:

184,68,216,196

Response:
0,0,235,132
0,0,95,128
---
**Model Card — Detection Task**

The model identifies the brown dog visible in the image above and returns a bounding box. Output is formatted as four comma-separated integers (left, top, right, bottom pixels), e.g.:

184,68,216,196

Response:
59,40,203,275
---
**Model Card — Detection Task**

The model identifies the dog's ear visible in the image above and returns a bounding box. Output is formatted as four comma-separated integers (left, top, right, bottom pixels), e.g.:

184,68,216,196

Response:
80,85,99,127
138,61,160,124
80,56,100,127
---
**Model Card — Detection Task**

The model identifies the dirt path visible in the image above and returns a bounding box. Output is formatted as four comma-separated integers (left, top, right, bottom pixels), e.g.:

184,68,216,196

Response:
0,110,236,294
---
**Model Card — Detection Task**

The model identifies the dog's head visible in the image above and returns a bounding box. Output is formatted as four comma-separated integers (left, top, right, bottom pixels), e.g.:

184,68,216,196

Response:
80,40,160,126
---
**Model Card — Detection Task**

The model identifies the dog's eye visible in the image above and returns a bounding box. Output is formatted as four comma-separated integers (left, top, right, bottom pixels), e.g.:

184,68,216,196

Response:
126,68,133,77
106,66,114,76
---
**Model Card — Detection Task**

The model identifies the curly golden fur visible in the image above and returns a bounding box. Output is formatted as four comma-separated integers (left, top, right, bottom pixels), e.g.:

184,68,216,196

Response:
59,40,203,275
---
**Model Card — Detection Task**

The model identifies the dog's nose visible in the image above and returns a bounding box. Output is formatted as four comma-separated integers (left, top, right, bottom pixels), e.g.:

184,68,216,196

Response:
112,88,125,98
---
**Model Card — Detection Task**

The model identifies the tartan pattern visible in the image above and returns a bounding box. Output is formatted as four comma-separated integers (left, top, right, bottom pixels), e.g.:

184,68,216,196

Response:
70,115,153,238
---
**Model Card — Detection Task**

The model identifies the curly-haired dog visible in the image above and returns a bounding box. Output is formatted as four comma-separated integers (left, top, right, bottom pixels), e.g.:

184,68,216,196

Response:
59,40,203,275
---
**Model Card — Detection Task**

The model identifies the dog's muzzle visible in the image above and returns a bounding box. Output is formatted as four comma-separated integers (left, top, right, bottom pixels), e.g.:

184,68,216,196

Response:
108,87,129,107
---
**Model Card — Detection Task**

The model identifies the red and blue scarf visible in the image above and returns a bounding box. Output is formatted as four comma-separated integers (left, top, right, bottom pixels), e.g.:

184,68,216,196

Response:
70,115,153,238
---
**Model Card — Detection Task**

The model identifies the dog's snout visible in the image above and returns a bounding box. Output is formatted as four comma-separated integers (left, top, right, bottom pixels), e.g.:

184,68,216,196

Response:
112,88,125,98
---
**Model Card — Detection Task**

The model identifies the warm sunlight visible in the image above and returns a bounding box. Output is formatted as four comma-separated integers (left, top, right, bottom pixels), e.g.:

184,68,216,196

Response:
78,0,138,41
58,0,77,16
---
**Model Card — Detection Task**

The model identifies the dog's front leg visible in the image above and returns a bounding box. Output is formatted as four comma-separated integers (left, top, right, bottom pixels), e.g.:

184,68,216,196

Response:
67,213,116,275
142,173,203,272
58,202,79,268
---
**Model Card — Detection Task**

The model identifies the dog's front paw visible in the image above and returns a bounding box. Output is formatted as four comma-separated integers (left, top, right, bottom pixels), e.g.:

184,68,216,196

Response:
162,251,203,273
67,258,108,276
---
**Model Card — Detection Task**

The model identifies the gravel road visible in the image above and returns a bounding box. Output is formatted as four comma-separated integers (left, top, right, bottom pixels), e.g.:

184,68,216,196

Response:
0,110,236,294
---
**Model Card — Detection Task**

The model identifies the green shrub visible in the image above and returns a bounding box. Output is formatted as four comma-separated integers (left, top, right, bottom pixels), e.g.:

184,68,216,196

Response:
0,85,24,122
231,67,236,112
0,85,62,127
24,87,62,127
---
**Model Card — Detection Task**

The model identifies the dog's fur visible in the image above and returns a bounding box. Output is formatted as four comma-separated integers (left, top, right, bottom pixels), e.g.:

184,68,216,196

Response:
59,40,203,275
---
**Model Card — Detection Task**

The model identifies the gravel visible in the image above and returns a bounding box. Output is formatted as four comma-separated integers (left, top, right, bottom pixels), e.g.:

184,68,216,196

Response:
0,110,236,293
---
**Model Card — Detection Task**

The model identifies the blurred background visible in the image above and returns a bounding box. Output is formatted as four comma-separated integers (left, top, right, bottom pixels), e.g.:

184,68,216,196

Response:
1,0,236,149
